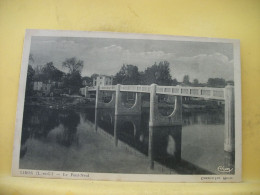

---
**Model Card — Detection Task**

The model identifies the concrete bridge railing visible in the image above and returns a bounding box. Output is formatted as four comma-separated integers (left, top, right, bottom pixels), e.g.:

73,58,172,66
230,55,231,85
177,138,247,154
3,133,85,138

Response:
88,85,226,100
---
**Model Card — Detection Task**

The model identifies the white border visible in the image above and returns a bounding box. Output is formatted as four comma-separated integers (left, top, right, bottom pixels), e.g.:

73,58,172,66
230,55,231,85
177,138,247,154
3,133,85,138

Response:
12,29,242,182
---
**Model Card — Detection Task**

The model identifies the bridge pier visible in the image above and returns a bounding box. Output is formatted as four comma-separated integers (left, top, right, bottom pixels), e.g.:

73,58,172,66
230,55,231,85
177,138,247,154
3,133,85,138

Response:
224,85,235,172
114,84,142,116
148,84,182,169
95,86,115,109
113,84,142,146
95,86,115,131
113,114,141,147
224,85,235,153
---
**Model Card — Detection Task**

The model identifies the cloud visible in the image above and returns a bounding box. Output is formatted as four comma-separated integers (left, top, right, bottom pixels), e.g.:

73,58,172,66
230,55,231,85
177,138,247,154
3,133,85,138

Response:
30,37,234,83
171,53,234,82
103,45,123,51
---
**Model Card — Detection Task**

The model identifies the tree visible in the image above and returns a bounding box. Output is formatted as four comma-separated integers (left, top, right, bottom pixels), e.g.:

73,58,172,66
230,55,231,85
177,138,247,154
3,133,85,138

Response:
82,76,92,86
207,78,226,88
33,62,64,82
193,79,199,86
64,71,83,94
42,62,64,81
183,75,190,85
226,80,234,86
62,57,84,74
142,61,172,85
29,54,35,65
91,73,98,79
26,54,36,96
25,65,35,96
113,64,140,85
172,78,178,86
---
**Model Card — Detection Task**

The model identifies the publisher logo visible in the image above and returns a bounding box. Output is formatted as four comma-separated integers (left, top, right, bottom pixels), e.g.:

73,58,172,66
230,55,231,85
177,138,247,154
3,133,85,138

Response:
217,166,233,173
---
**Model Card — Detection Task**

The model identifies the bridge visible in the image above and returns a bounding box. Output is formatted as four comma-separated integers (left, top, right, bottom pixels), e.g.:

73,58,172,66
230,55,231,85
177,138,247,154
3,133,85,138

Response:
83,84,235,170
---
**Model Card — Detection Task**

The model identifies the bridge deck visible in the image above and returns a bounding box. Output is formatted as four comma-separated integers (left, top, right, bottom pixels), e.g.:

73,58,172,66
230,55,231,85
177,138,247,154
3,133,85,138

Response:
87,85,225,100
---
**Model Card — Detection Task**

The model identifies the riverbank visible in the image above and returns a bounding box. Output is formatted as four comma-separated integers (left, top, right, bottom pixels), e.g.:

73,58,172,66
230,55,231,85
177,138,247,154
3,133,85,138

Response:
24,96,95,109
24,96,223,113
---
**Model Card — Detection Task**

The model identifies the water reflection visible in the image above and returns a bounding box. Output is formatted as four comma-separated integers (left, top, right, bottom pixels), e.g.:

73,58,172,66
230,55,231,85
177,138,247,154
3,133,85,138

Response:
57,110,80,147
183,110,224,126
95,107,228,174
20,106,80,158
20,105,232,175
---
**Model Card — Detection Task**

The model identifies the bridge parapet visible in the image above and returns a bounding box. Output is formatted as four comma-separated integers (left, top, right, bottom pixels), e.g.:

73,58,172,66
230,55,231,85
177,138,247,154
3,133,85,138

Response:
149,84,182,127
156,86,225,100
88,86,96,91
115,84,142,116
120,85,151,93
100,85,116,91
90,84,225,100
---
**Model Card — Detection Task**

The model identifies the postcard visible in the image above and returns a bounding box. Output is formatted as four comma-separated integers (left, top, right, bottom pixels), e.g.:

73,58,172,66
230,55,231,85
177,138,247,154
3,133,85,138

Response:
12,30,241,182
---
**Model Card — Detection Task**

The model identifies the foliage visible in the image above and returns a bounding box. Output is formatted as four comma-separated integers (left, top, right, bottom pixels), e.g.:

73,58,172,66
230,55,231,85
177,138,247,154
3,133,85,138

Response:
29,54,35,65
42,62,64,81
113,64,140,85
33,62,64,82
25,65,35,96
91,73,99,79
193,79,199,86
207,78,226,88
82,76,92,86
142,61,172,85
26,57,84,96
62,57,84,74
113,61,175,86
172,78,178,86
63,71,83,94
183,75,190,85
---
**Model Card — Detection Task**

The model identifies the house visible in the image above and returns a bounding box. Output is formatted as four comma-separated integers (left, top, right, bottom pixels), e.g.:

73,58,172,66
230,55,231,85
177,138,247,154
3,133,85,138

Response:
33,81,43,91
33,81,51,96
93,75,113,86
51,81,63,88
79,86,91,98
42,83,51,95
82,76,92,86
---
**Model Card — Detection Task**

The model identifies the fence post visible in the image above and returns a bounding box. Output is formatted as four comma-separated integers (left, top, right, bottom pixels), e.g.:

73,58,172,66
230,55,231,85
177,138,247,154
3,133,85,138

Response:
224,85,235,152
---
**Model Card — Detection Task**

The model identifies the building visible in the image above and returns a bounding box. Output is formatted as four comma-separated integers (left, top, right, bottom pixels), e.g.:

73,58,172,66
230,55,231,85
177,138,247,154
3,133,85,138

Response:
33,81,51,96
33,81,43,91
93,75,113,86
79,87,87,97
51,81,63,88
42,83,51,95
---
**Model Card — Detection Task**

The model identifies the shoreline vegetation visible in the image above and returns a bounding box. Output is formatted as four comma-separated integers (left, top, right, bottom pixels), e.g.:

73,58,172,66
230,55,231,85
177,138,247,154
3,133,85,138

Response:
24,96,224,112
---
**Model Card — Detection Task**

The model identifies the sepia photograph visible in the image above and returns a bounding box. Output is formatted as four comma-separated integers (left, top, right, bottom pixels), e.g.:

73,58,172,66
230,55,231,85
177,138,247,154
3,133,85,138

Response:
12,30,241,182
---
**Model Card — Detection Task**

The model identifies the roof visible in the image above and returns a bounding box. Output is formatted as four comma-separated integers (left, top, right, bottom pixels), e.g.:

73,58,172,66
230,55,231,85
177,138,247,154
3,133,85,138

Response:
95,75,114,78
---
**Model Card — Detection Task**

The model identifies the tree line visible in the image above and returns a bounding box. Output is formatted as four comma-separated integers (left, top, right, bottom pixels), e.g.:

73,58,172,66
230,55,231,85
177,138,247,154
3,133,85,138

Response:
26,56,84,95
113,61,176,86
111,61,232,88
26,55,232,96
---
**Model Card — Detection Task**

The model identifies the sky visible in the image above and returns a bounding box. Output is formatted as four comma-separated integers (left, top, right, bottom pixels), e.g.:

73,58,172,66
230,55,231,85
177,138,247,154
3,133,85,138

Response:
29,36,234,83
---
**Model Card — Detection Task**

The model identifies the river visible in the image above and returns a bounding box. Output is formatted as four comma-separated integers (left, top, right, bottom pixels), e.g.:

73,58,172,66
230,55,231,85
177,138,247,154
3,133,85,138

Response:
19,104,227,174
